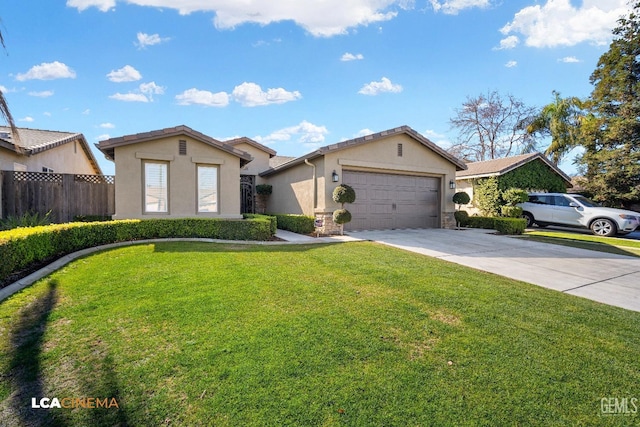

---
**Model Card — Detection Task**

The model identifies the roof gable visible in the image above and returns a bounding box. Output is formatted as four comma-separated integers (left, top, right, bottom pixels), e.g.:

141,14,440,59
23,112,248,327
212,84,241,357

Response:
260,126,466,177
97,125,253,165
226,137,276,157
456,152,572,185
0,126,103,174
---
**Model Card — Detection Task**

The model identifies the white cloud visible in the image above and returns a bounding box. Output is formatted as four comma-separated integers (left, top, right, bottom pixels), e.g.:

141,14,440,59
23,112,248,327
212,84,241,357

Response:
358,77,403,95
43,112,52,117
66,0,115,12
16,61,76,81
107,65,142,82
135,32,171,49
100,122,115,128
501,0,631,48
19,116,35,122
254,121,329,148
109,82,164,102
429,0,491,15
505,60,518,68
28,90,54,97
82,109,91,115
494,35,519,50
232,82,302,107
341,52,364,61
356,128,374,137
67,0,400,37
559,56,581,63
109,93,149,102
175,88,230,107
97,134,111,141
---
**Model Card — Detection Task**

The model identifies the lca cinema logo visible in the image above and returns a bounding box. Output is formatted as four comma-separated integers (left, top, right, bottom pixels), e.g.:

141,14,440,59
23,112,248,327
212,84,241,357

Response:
31,397,119,409
600,397,638,416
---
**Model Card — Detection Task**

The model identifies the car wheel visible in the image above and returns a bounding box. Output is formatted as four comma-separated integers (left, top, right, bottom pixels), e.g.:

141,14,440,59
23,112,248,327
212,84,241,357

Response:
590,218,616,237
523,212,534,228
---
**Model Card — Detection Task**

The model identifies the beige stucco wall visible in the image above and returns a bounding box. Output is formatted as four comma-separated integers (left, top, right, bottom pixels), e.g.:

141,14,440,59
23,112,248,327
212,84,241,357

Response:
112,135,242,219
264,160,316,215
234,142,271,185
0,141,98,174
455,178,481,215
320,133,458,225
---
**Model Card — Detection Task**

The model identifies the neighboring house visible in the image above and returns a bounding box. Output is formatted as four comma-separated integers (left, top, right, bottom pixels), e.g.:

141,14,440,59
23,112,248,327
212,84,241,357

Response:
455,152,572,215
97,126,252,220
260,126,467,233
97,125,467,232
0,126,102,174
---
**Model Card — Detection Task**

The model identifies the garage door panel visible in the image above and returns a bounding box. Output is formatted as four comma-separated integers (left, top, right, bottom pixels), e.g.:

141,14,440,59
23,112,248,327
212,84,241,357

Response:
343,170,440,231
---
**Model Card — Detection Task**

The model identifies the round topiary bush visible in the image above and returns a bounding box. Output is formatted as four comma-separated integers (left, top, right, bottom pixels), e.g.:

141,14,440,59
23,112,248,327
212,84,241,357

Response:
454,210,469,227
333,209,352,225
332,184,356,204
452,191,471,206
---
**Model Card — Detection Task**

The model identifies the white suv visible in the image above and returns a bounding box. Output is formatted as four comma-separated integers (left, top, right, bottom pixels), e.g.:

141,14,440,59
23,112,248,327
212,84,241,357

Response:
518,193,640,236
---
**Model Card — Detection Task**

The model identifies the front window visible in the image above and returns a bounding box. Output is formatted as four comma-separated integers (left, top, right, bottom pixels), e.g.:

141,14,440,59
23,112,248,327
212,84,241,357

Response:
571,195,601,208
144,162,168,213
198,165,218,213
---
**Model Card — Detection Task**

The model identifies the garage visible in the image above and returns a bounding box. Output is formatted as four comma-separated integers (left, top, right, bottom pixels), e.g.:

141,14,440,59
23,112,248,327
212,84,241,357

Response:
343,170,441,231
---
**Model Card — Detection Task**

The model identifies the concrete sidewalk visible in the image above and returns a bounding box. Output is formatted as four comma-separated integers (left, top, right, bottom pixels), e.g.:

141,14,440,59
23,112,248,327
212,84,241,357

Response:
348,228,640,312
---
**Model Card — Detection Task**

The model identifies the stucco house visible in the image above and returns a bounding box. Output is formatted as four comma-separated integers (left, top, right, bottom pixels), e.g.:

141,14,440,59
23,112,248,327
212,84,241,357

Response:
261,126,467,232
98,126,252,220
98,125,467,232
0,126,102,174
455,152,573,215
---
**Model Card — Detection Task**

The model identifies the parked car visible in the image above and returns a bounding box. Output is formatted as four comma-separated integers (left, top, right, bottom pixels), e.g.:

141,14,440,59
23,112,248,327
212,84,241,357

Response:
518,193,640,237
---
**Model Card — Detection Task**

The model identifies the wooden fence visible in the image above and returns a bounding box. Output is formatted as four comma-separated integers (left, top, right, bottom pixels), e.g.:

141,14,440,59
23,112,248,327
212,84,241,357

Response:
1,171,115,223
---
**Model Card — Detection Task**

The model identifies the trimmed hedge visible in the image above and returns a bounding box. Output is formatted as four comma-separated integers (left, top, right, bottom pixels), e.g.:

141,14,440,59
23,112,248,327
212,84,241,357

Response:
270,214,315,235
464,216,526,235
243,214,277,235
0,218,273,285
494,218,526,235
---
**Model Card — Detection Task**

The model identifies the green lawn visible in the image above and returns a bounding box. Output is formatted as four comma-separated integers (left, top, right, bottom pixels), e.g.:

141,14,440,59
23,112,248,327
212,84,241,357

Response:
1,241,639,426
522,229,640,257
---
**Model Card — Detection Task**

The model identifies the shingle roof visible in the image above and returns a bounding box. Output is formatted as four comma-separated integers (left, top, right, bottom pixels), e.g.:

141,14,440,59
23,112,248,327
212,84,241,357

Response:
0,126,102,174
260,125,467,177
97,125,253,165
455,152,572,185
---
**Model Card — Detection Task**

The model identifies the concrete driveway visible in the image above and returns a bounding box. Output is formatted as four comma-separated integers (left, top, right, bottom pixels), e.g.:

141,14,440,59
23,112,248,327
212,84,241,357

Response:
348,228,640,312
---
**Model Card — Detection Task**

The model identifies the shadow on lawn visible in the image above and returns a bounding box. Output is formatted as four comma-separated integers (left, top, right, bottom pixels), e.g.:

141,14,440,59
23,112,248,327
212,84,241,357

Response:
151,241,338,254
6,280,131,427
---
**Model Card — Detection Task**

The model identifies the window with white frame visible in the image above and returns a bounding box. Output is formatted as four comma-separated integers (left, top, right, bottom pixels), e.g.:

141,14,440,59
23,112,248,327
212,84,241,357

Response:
144,161,168,213
197,165,218,213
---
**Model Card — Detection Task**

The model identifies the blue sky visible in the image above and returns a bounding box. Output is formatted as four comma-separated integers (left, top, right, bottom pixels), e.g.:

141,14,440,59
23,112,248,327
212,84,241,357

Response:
0,0,632,175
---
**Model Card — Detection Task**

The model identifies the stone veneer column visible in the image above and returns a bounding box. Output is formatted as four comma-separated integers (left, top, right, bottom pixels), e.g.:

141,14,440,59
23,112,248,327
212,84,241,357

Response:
314,211,343,235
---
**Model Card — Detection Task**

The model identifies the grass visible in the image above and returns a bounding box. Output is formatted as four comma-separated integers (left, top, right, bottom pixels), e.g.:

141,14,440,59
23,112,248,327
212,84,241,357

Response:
522,229,640,257
1,241,639,426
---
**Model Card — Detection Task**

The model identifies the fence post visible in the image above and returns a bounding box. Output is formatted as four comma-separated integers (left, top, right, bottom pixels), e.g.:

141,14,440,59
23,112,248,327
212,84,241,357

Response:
62,173,74,223
3,171,16,219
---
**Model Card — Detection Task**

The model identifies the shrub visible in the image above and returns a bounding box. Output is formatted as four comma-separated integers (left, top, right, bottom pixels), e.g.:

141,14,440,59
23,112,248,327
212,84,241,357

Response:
270,214,315,235
501,206,524,218
0,218,273,286
243,214,277,235
501,188,529,206
73,215,112,222
0,210,52,230
466,216,496,229
474,177,501,217
494,218,526,235
332,209,352,225
256,184,273,196
454,210,469,227
332,184,356,204
453,191,471,206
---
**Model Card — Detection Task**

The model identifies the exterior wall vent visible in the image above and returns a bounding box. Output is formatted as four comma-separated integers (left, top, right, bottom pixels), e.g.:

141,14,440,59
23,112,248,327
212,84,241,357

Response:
397,143,403,157
179,140,187,156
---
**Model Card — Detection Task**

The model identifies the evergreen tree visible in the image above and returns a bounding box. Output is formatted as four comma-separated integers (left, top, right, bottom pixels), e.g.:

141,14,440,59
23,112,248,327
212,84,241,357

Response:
579,2,640,207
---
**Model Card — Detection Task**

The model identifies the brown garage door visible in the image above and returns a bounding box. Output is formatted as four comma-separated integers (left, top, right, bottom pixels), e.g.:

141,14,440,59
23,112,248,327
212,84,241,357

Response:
342,170,440,231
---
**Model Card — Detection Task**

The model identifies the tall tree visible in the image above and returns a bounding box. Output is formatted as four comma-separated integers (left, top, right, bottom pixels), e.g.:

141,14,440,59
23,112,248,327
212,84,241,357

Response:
0,22,18,137
448,90,537,162
579,2,640,207
525,91,584,165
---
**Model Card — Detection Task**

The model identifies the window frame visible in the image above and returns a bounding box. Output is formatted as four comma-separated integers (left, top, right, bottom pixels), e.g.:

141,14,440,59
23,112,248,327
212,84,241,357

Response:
143,160,169,214
196,164,219,214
